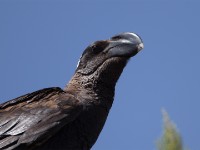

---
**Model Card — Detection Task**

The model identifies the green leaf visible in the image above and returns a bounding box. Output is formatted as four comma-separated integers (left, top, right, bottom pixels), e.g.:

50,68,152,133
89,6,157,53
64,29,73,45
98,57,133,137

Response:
156,109,183,150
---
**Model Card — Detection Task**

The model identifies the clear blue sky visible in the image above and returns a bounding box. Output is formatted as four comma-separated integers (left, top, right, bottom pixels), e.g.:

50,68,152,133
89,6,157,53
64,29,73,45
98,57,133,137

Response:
0,1,199,150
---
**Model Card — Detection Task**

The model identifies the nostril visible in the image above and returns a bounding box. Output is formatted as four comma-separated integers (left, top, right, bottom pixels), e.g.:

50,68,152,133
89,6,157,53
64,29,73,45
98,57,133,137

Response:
111,35,121,40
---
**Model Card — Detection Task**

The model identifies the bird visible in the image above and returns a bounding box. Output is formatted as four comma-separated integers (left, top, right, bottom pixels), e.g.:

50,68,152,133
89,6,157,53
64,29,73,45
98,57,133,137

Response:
0,32,143,150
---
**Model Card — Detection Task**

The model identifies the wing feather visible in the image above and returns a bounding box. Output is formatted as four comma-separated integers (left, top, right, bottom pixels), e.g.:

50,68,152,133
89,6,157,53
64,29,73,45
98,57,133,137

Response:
0,87,82,149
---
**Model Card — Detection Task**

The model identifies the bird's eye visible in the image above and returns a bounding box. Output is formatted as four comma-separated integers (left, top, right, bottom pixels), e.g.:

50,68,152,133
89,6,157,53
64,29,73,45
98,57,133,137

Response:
91,45,102,54
91,41,108,54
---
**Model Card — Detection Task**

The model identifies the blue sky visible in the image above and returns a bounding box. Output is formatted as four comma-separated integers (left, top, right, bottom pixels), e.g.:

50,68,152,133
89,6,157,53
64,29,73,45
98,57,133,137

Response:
0,1,199,150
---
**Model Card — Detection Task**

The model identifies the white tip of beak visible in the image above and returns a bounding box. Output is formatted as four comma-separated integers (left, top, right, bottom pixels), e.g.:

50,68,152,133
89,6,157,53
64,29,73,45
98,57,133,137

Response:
138,43,144,51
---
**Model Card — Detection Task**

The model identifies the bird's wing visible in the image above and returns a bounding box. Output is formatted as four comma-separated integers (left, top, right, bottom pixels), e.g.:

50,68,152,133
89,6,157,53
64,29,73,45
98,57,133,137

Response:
0,87,82,149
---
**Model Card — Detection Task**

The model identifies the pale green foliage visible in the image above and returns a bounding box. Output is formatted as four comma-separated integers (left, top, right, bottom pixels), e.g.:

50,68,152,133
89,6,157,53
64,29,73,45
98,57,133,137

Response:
157,109,183,150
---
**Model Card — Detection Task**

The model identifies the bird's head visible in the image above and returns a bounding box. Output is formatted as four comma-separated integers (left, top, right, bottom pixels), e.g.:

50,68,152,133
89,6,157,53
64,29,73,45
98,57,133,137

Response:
69,32,143,92
76,32,143,76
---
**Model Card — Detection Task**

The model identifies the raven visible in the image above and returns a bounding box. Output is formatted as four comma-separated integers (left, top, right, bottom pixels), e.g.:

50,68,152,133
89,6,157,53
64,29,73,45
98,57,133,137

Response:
0,32,143,150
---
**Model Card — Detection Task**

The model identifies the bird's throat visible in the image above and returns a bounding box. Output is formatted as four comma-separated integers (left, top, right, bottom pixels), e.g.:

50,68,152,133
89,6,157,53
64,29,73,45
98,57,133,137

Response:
64,57,127,107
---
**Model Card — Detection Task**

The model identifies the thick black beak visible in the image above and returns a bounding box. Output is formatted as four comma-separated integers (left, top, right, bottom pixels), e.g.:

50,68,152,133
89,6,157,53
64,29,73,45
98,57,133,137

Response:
104,32,144,57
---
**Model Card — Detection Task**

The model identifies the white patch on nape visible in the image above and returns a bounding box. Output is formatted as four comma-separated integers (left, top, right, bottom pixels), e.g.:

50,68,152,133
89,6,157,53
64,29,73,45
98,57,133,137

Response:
76,59,80,68
76,56,82,68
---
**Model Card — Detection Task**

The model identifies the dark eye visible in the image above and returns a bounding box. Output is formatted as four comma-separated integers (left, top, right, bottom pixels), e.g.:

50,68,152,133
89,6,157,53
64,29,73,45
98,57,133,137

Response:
91,45,102,54
91,41,108,54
